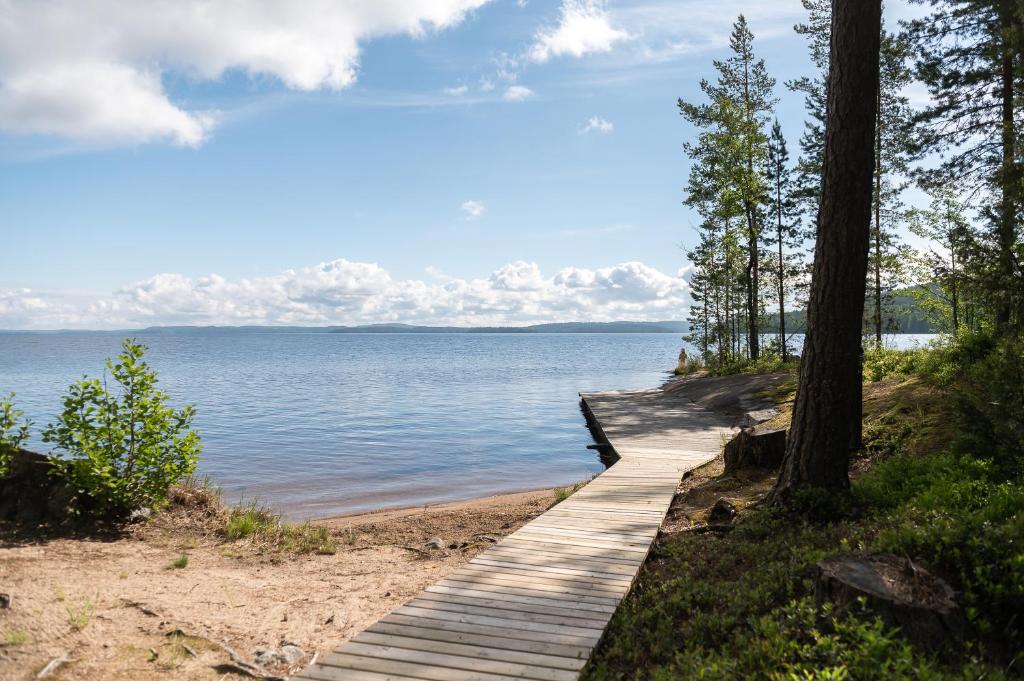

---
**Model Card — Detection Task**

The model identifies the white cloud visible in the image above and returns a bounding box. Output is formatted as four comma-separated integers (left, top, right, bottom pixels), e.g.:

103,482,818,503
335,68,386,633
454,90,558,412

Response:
0,259,690,329
528,0,630,63
479,77,496,92
0,1,490,146
443,84,469,96
579,115,613,134
502,85,534,102
461,199,486,219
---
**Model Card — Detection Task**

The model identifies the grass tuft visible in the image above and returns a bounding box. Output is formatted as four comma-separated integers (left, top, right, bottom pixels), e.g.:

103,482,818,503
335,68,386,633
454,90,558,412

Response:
167,552,189,569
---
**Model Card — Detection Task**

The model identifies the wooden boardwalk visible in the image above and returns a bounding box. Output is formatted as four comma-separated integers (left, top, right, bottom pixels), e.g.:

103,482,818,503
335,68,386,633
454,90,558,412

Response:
296,387,735,681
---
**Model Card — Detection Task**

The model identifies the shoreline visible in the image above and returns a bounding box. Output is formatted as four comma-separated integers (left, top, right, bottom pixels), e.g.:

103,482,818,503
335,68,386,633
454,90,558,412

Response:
313,486,558,526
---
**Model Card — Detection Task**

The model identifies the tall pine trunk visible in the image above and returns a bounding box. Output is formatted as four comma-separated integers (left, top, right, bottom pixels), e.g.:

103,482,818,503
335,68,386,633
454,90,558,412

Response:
777,185,787,361
873,83,883,348
771,0,881,502
995,2,1017,333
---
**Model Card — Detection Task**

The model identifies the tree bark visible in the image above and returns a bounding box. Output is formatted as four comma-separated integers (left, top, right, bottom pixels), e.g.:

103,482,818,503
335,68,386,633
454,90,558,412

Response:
995,2,1017,333
873,81,883,348
777,182,788,361
771,0,881,502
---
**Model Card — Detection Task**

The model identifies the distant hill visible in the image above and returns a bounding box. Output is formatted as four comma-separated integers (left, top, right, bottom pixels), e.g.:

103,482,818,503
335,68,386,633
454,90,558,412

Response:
39,321,690,335
326,321,690,334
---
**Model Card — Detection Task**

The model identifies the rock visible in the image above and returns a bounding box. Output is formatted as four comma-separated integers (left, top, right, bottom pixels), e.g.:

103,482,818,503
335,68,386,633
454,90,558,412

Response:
279,645,304,665
424,537,446,550
254,645,303,667
815,552,964,652
0,593,9,609
707,498,737,526
742,408,780,428
723,428,786,474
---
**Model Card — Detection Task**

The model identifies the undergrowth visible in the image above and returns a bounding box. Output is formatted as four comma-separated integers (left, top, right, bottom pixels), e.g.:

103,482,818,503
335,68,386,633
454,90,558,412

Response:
585,334,1024,680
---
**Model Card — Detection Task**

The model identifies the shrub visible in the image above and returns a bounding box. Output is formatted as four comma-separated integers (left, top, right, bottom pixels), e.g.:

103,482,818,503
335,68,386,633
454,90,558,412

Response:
0,393,31,475
42,339,201,514
951,335,1024,478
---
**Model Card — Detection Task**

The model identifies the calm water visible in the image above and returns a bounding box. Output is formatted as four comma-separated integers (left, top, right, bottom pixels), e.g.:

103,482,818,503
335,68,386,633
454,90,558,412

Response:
0,332,691,518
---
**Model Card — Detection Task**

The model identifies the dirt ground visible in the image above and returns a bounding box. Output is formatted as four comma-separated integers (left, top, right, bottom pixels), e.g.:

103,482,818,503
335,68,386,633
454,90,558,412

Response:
0,489,554,681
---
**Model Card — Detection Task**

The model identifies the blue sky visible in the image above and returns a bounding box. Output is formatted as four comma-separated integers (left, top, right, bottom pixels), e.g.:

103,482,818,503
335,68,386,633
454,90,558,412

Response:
0,0,920,329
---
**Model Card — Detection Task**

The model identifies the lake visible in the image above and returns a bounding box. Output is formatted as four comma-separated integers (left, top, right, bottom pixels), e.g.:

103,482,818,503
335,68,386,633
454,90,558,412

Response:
0,331,938,519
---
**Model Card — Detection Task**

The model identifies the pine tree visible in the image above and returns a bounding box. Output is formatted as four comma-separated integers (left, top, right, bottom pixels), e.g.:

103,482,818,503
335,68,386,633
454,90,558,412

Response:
680,15,777,360
773,0,882,502
904,0,1024,333
787,0,830,225
867,27,915,346
764,121,802,360
908,187,976,335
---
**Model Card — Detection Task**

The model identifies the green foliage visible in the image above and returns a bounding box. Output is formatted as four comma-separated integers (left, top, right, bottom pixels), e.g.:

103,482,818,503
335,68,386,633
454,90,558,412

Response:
863,346,932,382
703,351,799,377
951,335,1024,478
0,393,31,476
224,503,337,555
552,479,588,505
42,338,201,514
168,552,189,569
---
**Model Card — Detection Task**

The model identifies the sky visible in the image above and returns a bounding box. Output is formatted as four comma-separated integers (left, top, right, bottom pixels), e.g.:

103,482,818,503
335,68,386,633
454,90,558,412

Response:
0,0,920,329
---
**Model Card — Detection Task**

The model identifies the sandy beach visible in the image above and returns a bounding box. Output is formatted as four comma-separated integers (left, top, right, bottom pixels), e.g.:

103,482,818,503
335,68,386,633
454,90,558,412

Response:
0,488,556,680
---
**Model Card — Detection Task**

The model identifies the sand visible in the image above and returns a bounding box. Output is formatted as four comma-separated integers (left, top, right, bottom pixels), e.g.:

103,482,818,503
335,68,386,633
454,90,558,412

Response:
0,488,555,680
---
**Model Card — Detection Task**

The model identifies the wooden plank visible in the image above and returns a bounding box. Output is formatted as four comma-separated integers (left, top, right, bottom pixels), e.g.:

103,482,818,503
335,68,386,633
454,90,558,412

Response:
353,632,587,671
336,643,580,681
403,597,610,629
365,621,592,659
381,613,599,648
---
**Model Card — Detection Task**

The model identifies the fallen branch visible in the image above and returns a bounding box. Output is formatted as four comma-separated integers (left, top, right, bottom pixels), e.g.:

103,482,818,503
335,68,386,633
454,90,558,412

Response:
165,628,284,681
36,656,72,679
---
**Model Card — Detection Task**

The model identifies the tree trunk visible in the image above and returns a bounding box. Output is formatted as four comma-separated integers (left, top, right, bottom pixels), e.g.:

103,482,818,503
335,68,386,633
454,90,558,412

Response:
777,185,788,361
771,0,881,502
873,84,883,348
995,4,1017,333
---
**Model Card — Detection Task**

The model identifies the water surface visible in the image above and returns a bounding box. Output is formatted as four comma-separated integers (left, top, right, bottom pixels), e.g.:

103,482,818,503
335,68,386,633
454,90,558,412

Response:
0,332,688,518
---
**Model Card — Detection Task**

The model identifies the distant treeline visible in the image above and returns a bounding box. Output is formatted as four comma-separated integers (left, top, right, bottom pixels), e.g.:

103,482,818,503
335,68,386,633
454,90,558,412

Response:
761,291,938,334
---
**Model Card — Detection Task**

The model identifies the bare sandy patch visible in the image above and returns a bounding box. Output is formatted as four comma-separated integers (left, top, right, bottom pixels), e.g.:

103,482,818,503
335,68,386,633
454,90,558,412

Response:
0,488,554,680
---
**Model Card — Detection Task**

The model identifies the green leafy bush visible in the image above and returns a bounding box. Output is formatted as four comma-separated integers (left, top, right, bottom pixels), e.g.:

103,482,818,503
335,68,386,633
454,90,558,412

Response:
42,339,201,514
0,393,31,475
951,335,1024,478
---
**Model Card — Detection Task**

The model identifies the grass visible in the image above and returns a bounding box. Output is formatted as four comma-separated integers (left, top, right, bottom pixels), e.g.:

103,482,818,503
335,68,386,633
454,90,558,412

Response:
581,358,1021,680
223,502,337,555
167,552,189,569
552,479,590,506
66,597,95,632
1,629,30,647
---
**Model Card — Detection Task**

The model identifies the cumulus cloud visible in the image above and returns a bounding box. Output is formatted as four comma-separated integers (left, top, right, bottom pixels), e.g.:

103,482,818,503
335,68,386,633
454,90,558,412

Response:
0,1,489,146
528,0,630,63
580,115,613,134
502,85,534,102
461,200,486,219
0,259,690,329
443,84,469,96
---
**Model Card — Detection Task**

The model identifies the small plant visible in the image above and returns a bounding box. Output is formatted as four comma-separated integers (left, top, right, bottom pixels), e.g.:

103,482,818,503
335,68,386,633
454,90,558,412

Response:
168,552,189,569
2,629,30,647
67,598,95,631
42,338,201,514
223,503,337,554
0,393,31,476
552,479,589,506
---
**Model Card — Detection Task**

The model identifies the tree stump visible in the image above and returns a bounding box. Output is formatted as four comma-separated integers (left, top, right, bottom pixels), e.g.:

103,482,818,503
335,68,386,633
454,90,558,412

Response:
723,428,786,474
815,552,964,651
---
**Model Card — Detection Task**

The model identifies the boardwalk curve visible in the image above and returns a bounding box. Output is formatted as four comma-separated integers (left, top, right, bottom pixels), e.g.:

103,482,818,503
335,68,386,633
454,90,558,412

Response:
297,387,735,681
